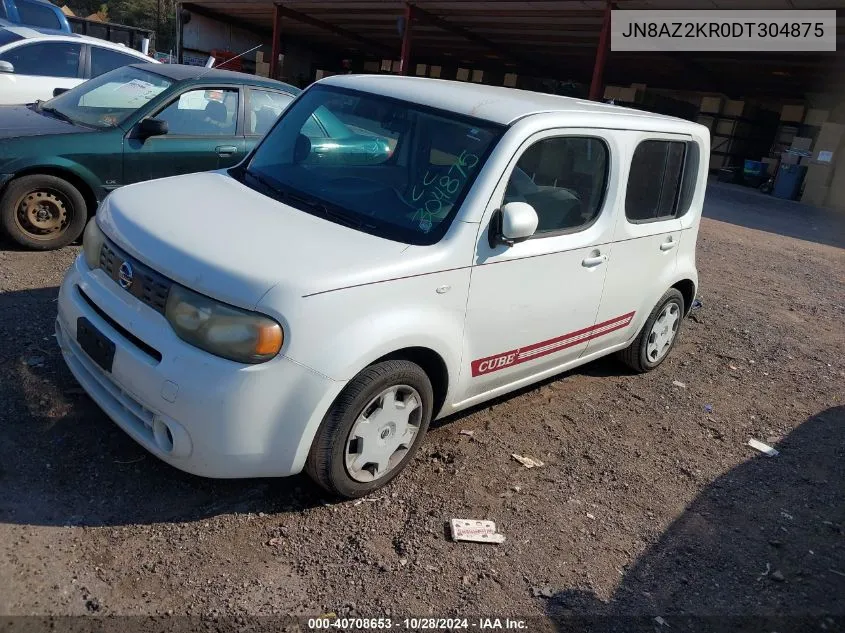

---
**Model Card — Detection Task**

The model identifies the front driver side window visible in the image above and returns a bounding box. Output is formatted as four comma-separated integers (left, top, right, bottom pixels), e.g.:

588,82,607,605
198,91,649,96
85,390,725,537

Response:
154,88,239,136
504,136,609,235
0,41,80,78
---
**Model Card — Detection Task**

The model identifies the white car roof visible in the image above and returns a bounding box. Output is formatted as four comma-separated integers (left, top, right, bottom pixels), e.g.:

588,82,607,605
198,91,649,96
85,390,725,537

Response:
319,74,696,129
1,24,156,61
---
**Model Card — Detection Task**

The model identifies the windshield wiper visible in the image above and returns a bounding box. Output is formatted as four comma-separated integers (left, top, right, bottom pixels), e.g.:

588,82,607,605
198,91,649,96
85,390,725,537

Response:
243,169,283,197
285,191,366,229
40,106,75,125
243,169,364,228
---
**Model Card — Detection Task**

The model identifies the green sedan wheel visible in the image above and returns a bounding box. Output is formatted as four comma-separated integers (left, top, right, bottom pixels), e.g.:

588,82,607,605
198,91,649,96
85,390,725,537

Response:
1,175,88,251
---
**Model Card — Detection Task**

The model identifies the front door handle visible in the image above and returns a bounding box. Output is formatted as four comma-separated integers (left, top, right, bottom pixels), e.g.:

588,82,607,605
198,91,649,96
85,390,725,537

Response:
581,254,608,268
660,237,678,251
215,145,238,157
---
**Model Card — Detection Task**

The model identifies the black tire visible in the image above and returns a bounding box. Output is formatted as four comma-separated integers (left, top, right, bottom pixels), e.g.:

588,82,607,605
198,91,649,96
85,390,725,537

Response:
305,360,434,499
618,288,685,373
0,174,88,250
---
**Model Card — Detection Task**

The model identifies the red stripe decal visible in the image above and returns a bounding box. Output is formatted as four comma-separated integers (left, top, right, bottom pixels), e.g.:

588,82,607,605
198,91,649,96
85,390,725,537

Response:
470,312,635,377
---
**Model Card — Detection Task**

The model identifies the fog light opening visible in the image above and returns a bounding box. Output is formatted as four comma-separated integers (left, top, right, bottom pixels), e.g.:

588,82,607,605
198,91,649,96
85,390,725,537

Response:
153,417,175,454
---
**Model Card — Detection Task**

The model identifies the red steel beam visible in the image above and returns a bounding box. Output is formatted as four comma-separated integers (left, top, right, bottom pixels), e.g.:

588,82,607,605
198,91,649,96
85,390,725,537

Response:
588,0,612,100
270,3,282,79
399,3,414,75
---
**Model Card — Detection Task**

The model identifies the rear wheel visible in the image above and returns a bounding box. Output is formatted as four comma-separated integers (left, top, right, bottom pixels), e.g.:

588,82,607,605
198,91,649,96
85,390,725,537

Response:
305,360,433,498
0,175,88,250
618,288,685,373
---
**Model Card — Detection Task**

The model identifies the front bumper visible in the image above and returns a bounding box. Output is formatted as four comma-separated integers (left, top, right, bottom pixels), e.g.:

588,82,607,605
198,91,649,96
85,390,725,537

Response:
56,254,345,478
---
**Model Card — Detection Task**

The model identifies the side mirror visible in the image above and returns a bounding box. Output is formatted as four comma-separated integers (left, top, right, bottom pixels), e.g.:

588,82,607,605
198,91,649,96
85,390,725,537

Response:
134,118,168,139
0,60,14,74
293,133,311,163
52,87,69,97
488,201,538,248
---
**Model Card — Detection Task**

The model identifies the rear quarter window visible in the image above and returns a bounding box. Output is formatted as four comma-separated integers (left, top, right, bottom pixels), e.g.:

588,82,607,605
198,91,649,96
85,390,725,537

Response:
625,139,700,222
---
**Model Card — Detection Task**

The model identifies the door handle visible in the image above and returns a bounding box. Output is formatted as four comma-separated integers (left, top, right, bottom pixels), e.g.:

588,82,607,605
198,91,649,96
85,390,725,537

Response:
581,254,608,268
660,237,678,251
215,145,238,157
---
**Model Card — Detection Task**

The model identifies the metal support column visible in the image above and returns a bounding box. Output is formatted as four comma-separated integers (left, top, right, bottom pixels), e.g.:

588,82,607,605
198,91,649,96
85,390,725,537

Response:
270,3,283,79
588,1,612,101
399,3,414,75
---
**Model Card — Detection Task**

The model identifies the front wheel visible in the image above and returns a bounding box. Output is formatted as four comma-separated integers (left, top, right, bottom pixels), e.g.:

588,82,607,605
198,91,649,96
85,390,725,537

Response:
0,174,88,250
305,360,433,498
618,288,685,373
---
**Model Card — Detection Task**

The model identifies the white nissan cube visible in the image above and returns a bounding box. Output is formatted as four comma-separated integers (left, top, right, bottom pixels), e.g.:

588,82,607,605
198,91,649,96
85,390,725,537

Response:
56,75,708,498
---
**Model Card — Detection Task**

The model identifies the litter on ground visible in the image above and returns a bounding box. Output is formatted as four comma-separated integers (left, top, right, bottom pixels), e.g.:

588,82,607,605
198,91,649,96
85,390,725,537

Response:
352,497,385,506
748,438,779,457
672,380,687,388
512,454,544,468
450,519,506,544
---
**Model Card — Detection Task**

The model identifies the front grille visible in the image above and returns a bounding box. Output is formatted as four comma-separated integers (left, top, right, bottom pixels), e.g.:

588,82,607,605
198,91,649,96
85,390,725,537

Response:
99,240,172,314
77,287,163,363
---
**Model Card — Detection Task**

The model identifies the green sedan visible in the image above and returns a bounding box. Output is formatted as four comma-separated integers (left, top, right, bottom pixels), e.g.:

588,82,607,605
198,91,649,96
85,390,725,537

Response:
0,62,392,250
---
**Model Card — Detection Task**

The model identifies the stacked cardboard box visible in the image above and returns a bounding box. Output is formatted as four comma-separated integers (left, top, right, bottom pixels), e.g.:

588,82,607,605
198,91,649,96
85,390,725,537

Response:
723,99,746,117
780,104,805,123
254,52,270,77
804,109,829,126
700,96,723,114
800,122,845,206
603,85,638,102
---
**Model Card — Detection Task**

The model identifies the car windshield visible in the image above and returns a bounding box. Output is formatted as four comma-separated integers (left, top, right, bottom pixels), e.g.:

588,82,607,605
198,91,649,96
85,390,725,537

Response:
42,65,173,129
242,84,504,245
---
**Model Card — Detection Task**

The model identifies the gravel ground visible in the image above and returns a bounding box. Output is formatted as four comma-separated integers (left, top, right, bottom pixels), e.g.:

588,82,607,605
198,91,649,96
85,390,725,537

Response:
0,182,843,630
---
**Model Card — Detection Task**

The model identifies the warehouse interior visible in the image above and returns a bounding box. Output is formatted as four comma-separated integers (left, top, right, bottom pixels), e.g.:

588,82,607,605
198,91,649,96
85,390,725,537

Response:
174,0,845,212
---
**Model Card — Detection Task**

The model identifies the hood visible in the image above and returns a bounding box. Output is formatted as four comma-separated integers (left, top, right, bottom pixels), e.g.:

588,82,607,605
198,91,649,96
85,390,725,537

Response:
0,104,88,140
96,171,412,310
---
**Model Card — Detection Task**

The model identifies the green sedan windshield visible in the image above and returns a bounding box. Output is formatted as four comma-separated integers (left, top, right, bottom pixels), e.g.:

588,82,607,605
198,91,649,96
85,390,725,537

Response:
44,66,173,129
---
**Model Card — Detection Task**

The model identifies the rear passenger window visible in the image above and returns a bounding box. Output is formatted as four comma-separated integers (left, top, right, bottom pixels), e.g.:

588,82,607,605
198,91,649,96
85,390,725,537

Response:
503,137,608,235
626,140,697,222
90,47,144,77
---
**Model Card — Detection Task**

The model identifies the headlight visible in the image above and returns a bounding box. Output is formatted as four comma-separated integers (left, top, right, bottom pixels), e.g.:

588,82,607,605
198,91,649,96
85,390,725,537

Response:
82,218,105,270
165,285,283,364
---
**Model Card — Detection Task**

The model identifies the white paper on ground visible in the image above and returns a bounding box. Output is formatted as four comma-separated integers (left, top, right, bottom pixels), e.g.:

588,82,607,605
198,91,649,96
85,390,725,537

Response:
450,519,506,544
748,438,779,457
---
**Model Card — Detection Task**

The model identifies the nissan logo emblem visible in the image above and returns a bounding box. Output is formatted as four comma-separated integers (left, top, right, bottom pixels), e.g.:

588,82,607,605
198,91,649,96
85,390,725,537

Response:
118,261,134,289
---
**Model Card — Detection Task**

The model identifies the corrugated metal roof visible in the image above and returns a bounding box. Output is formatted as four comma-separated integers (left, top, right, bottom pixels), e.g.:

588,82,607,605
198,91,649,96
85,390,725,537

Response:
183,0,845,98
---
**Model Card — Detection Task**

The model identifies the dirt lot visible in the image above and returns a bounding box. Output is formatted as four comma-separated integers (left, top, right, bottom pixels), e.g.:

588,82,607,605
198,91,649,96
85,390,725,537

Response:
0,182,843,630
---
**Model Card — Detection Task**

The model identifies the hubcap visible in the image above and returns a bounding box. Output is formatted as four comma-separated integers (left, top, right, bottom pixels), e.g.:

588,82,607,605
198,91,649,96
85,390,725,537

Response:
16,190,68,238
345,385,423,483
646,301,681,363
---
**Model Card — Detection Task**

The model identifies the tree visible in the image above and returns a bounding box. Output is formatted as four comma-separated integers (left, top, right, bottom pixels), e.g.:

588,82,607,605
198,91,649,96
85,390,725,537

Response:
66,0,178,51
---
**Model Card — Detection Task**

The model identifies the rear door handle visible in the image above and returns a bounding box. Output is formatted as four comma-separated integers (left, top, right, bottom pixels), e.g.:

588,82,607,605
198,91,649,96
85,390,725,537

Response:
581,254,608,268
660,237,678,251
215,145,238,157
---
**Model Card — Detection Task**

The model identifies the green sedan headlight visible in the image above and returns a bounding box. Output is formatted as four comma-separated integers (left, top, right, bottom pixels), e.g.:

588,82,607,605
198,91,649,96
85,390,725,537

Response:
164,284,283,364
82,218,105,270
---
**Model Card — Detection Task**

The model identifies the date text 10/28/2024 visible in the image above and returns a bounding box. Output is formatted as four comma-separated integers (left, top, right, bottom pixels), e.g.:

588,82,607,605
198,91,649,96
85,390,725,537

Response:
307,617,529,630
